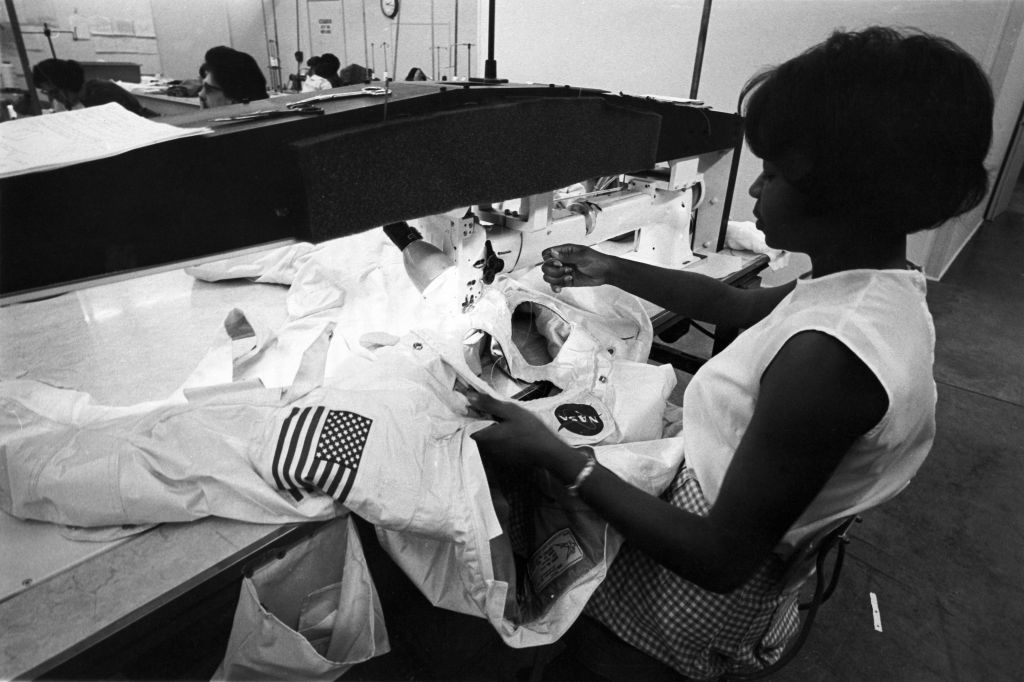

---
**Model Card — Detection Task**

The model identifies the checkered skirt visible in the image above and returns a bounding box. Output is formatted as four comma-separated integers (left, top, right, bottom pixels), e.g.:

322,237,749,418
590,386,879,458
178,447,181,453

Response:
584,466,800,680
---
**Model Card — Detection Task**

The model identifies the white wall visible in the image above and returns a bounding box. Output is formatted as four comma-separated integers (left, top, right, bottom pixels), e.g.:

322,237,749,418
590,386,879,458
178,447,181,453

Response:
488,0,1024,280
3,1,478,88
269,0,477,82
1,0,163,82
150,0,232,82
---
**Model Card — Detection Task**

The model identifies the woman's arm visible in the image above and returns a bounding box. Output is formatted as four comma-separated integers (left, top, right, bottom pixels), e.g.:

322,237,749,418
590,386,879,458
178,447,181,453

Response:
469,330,887,593
541,244,795,329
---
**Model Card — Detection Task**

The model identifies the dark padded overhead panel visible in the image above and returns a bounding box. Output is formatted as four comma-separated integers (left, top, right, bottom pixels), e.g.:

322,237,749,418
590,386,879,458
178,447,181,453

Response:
0,82,741,294
291,96,661,241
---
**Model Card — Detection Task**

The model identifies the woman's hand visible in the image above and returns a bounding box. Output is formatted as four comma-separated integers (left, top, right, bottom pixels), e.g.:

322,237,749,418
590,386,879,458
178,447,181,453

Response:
541,244,615,292
467,391,576,469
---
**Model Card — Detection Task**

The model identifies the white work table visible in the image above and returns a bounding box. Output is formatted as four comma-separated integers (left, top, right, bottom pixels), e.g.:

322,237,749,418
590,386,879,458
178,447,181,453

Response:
0,247,770,679
0,267,308,679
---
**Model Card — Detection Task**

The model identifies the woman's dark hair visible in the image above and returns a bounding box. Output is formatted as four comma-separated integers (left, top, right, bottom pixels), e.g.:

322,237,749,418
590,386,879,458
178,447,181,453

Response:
741,26,994,234
316,53,341,78
32,58,85,92
339,63,369,85
201,46,269,103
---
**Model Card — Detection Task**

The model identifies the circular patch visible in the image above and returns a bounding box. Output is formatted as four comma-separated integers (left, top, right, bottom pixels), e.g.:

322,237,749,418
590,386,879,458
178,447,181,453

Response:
554,403,604,437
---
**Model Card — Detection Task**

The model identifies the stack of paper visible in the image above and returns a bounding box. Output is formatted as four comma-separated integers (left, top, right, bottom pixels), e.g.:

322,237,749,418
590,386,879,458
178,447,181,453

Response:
0,103,211,179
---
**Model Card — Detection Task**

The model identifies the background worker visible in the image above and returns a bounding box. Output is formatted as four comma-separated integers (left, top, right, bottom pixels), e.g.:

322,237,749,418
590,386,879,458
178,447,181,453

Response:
31,58,156,117
198,46,269,109
315,53,344,87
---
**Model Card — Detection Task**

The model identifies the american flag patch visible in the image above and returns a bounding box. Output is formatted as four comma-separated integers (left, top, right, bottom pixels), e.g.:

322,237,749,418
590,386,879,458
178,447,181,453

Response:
271,406,373,504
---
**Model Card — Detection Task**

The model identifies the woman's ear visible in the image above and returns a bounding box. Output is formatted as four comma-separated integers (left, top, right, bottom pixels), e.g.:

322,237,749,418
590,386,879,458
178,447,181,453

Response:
779,150,814,185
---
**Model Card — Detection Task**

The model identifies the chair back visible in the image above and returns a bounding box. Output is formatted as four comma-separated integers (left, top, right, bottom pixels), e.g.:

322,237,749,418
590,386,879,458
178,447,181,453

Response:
776,515,858,599
723,515,860,681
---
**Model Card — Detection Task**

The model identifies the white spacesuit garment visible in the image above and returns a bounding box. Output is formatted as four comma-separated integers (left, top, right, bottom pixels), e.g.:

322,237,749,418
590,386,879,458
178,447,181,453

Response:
189,238,683,644
255,321,682,647
1,228,684,650
0,377,340,530
299,274,680,647
451,271,668,443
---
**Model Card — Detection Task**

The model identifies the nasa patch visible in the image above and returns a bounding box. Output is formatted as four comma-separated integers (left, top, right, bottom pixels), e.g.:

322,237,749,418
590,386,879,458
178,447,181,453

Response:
553,403,604,437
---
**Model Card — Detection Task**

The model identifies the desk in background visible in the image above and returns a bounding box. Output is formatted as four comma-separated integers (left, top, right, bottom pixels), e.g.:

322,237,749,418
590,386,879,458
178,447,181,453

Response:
135,91,201,116
80,61,141,83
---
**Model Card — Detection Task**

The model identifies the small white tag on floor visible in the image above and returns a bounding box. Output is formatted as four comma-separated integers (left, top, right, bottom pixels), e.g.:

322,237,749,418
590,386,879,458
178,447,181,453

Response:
869,591,883,632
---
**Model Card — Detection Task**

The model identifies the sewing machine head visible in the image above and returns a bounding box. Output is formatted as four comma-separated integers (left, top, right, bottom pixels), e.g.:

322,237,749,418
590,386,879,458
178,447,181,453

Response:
414,150,734,311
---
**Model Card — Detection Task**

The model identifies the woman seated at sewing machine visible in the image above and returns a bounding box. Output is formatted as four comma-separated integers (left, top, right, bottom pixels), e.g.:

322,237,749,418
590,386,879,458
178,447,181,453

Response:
467,26,993,679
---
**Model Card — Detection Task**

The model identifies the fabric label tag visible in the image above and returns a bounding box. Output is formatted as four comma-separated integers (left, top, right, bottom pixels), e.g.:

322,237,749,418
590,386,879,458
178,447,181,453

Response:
528,527,585,594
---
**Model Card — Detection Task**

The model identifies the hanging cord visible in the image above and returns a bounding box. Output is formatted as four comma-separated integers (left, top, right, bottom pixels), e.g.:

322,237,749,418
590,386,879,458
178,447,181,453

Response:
382,12,401,120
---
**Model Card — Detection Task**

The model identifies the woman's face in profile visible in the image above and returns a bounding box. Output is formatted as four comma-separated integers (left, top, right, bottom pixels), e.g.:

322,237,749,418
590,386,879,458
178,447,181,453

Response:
199,74,232,109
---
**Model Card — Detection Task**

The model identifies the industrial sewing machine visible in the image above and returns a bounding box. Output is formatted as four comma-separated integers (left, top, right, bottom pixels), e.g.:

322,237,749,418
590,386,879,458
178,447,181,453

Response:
438,152,728,310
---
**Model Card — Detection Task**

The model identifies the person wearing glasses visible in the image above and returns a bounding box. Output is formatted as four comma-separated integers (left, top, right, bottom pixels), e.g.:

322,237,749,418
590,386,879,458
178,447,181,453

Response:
31,58,156,117
199,46,269,109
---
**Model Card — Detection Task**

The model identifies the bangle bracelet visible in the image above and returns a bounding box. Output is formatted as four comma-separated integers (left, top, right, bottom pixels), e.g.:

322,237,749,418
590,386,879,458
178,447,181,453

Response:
566,448,596,497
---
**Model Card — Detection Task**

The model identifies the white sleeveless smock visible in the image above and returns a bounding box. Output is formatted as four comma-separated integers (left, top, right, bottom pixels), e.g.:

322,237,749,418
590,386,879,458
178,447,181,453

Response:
586,269,936,678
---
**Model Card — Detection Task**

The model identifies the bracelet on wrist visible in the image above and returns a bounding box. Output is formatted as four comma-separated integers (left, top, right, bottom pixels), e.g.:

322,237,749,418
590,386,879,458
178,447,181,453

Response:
566,448,596,497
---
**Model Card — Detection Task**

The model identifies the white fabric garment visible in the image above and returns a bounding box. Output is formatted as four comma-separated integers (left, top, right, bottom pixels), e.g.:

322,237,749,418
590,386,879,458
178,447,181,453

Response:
0,225,683,652
301,74,333,92
0,379,339,527
0,239,674,527
236,266,679,646
214,516,390,681
184,242,316,285
377,434,685,648
418,273,672,445
683,269,936,549
184,232,438,391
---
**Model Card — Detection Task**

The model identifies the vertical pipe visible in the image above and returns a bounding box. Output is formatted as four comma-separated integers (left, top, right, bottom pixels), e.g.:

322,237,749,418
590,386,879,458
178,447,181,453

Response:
225,7,234,49
4,0,41,115
273,0,283,89
430,0,436,78
716,130,743,253
453,0,459,77
272,0,283,65
341,0,348,64
392,11,400,81
305,0,313,60
362,0,369,68
689,0,713,99
260,0,275,89
42,23,56,58
483,0,496,80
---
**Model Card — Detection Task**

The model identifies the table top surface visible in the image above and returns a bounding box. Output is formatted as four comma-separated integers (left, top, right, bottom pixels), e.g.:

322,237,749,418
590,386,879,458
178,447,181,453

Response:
0,260,295,679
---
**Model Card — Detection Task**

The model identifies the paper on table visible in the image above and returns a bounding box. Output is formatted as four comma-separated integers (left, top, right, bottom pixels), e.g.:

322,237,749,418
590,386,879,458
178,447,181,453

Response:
0,103,211,179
